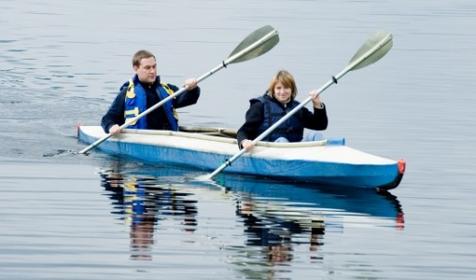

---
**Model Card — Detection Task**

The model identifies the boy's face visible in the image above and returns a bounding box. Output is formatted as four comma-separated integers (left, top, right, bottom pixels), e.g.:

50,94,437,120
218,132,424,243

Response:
134,57,157,84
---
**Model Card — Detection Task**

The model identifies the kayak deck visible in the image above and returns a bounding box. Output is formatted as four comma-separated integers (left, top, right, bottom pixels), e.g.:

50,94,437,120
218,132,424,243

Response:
78,126,404,189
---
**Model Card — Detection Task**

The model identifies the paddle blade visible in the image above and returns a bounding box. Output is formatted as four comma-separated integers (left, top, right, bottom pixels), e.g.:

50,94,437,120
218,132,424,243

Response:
349,31,393,71
226,25,279,64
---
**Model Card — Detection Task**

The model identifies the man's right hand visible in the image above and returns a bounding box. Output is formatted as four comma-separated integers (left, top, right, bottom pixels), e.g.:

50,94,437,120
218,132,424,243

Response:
241,139,255,152
109,124,121,135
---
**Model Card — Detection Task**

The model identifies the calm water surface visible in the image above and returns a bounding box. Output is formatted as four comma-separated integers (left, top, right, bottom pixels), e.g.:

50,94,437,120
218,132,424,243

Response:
1,0,475,279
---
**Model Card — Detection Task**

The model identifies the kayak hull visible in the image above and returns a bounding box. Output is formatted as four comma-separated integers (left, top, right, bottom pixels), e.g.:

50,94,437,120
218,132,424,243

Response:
78,126,404,189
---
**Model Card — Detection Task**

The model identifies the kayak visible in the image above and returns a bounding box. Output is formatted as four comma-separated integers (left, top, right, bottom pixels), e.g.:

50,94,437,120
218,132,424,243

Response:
77,126,405,189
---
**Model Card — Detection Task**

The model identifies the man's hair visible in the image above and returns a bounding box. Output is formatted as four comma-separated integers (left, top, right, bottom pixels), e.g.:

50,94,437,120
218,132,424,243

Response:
267,70,298,100
132,50,155,67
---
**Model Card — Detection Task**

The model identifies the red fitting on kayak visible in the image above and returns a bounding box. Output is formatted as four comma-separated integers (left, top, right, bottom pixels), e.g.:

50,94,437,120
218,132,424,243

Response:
397,159,406,174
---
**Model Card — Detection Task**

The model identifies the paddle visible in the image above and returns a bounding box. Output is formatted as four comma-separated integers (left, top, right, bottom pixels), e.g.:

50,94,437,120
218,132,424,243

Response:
79,25,279,155
205,31,393,180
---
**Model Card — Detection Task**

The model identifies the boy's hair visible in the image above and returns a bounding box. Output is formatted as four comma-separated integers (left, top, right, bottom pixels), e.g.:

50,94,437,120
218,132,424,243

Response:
132,50,155,67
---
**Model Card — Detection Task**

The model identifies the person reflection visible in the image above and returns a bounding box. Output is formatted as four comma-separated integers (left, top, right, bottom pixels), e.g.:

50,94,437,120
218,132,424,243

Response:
123,179,156,261
236,195,325,265
100,169,198,261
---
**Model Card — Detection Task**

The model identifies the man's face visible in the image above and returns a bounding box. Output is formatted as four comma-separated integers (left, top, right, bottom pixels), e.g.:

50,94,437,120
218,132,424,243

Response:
134,57,157,84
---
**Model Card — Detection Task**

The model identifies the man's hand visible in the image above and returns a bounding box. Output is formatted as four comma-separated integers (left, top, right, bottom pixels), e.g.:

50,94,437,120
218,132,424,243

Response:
241,139,255,152
184,78,198,90
109,124,121,135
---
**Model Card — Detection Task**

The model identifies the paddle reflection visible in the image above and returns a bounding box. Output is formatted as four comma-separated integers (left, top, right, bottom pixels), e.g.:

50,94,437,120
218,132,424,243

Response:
100,166,197,261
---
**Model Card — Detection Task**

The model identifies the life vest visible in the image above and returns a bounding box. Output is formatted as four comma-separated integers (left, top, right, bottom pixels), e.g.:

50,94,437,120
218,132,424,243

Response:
124,76,179,131
256,94,304,142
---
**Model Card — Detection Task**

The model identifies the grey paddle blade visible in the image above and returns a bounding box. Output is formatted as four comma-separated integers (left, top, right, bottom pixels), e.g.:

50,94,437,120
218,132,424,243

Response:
349,31,393,71
227,25,279,64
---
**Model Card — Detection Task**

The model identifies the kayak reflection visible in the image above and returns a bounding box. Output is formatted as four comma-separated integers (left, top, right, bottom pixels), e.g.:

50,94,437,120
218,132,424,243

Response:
98,160,403,265
219,174,403,274
217,175,404,226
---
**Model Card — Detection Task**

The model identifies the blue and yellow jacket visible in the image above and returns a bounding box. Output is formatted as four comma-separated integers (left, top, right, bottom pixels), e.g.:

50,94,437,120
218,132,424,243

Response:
101,75,200,133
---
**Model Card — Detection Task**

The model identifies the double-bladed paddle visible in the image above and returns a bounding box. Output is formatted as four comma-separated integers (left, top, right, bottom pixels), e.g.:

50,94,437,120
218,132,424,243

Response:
79,25,279,155
205,31,393,180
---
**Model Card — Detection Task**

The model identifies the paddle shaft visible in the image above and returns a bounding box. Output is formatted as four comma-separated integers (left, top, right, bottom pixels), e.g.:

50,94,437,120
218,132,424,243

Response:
207,33,391,179
79,29,278,155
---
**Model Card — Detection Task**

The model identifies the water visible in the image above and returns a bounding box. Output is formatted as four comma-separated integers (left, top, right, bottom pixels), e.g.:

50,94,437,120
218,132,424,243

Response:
1,0,476,279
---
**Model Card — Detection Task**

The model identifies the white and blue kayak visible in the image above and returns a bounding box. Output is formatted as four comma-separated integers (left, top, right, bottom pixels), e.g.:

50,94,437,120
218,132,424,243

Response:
78,126,405,189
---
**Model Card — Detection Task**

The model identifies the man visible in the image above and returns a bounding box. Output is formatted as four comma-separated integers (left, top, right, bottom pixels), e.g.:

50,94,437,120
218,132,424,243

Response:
101,50,200,134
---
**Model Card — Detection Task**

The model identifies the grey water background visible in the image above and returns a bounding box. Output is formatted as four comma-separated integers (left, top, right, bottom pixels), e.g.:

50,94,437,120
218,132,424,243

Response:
1,0,475,279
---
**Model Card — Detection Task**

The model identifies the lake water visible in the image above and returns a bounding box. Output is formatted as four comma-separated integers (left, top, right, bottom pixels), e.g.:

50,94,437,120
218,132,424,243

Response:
1,0,475,279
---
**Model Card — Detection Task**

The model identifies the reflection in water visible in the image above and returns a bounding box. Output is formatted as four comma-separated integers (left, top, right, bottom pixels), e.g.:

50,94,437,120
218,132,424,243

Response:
228,192,326,279
96,160,403,278
221,175,403,278
218,175,404,229
378,189,405,230
236,194,325,261
100,166,198,261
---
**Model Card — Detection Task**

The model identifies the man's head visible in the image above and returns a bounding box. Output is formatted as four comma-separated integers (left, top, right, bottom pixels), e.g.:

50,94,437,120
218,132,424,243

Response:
132,50,157,84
